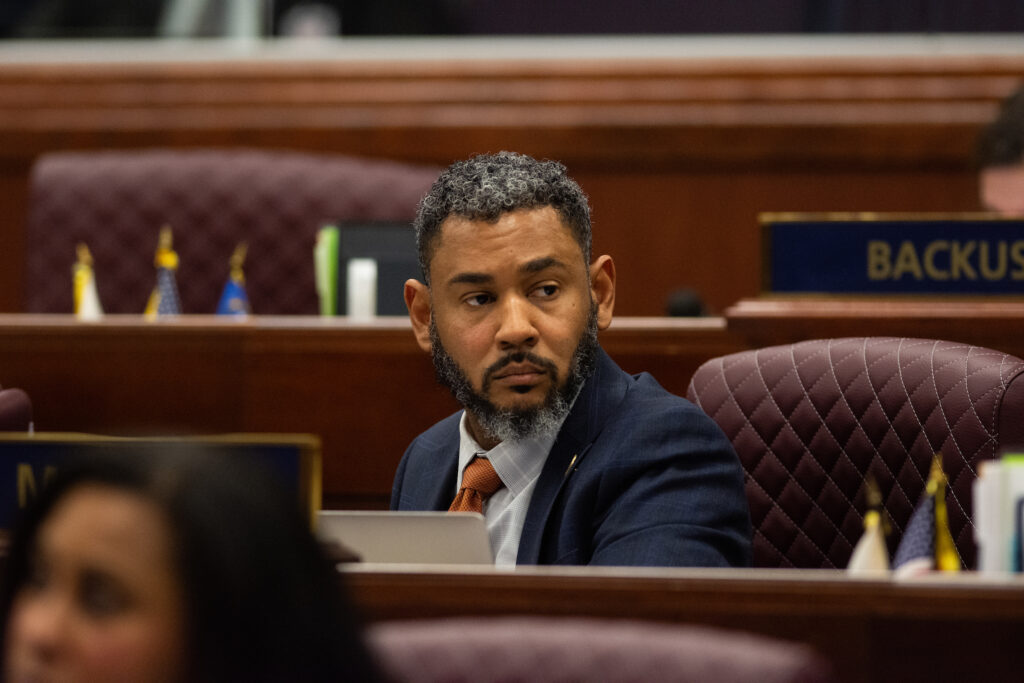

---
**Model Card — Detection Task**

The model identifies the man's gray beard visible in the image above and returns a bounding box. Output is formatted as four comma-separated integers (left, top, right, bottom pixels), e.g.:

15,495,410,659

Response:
429,303,599,445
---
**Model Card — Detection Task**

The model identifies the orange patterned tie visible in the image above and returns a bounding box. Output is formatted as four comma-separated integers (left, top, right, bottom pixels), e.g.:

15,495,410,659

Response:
449,457,504,513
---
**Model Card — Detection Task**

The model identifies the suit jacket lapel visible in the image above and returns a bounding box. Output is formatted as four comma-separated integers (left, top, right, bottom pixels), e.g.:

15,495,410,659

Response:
516,348,629,563
516,420,588,563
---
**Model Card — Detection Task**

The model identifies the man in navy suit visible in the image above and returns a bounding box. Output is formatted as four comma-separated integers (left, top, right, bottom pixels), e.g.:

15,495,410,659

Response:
393,152,751,567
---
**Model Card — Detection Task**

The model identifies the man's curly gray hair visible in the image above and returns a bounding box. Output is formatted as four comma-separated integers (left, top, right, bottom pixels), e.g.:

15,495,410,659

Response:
413,151,592,284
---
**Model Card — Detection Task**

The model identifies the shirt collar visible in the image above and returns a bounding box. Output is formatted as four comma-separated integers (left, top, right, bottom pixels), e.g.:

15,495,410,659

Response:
456,412,561,497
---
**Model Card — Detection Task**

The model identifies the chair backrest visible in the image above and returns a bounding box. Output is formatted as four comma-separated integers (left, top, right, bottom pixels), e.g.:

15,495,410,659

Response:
26,149,440,315
686,337,1024,569
0,387,33,432
368,616,837,683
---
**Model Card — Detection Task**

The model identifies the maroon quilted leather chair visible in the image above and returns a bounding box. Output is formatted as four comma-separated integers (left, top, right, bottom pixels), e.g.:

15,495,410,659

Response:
0,386,33,432
369,616,837,683
687,337,1024,569
26,149,440,315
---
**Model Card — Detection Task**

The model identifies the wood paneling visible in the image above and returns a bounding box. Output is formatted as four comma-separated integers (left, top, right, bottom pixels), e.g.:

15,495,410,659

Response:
0,41,1020,314
347,566,1024,683
3,300,1024,506
3,300,1024,507
725,297,1024,357
0,314,742,508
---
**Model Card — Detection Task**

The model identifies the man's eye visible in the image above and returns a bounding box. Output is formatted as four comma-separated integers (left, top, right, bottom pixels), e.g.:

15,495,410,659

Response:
465,294,493,307
533,284,558,298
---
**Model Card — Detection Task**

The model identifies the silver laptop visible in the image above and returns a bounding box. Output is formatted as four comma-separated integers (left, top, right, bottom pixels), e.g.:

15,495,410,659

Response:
316,510,494,565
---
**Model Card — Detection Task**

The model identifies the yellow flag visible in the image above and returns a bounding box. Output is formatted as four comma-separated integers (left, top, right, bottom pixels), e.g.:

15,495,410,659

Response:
73,243,103,320
930,456,960,572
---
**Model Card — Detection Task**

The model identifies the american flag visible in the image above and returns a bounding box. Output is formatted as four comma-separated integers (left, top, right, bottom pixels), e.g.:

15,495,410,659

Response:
146,225,182,317
155,267,181,315
892,455,960,576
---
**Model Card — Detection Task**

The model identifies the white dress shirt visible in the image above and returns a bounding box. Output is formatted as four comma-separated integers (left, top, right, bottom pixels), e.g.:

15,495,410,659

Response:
455,414,561,566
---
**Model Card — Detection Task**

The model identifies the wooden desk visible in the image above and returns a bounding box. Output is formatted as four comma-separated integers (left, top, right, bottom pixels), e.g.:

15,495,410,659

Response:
5,303,1024,506
0,314,742,508
8,303,1024,508
725,298,1024,359
345,565,1024,683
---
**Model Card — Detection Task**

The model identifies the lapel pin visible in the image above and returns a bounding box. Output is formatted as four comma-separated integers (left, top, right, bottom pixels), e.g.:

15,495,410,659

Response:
564,453,578,477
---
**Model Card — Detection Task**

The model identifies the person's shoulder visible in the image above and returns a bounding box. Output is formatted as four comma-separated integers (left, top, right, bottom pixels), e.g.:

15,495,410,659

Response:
394,410,461,491
587,350,711,427
595,368,731,455
623,371,707,419
406,410,462,454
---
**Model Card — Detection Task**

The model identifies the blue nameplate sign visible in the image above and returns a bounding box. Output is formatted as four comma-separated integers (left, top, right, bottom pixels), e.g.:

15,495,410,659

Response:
0,433,321,533
762,214,1024,294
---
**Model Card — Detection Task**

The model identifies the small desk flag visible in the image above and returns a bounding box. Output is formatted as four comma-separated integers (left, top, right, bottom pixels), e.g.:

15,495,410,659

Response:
72,243,103,321
144,225,182,319
893,455,961,576
216,242,250,316
847,475,891,575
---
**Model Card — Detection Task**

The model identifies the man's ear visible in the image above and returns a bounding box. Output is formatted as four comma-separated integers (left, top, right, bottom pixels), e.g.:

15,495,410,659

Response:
589,255,616,330
404,278,433,352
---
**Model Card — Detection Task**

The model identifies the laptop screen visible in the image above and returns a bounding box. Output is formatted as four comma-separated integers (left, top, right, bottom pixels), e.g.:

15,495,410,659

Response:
317,510,493,565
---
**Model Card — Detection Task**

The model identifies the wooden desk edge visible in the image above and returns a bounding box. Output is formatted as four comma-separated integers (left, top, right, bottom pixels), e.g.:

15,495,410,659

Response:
343,565,1024,620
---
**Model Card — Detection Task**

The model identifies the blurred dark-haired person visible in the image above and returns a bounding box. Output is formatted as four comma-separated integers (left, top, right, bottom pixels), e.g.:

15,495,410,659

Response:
1,448,382,683
977,85,1024,216
393,151,751,568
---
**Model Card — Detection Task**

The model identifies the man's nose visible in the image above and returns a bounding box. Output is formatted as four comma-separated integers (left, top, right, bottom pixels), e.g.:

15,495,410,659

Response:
495,295,538,350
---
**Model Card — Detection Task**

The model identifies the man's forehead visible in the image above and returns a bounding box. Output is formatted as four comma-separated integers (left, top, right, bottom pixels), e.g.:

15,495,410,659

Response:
444,256,572,287
438,205,565,233
430,207,585,279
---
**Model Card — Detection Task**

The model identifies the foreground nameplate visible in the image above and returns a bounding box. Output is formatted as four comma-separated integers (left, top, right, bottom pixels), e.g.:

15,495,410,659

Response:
0,432,321,537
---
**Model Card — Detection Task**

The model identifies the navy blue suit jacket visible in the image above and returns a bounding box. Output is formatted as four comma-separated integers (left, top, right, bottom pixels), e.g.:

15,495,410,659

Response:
391,348,752,567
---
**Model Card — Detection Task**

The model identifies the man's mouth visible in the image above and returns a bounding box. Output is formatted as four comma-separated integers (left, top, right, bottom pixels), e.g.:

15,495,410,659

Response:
493,363,546,383
482,353,558,397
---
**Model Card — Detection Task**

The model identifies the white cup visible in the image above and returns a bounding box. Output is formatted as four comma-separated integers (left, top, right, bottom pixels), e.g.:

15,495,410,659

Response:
346,258,378,320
